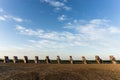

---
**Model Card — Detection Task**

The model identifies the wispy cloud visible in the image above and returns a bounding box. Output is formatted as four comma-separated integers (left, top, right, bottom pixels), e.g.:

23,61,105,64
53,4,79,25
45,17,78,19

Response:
16,19,120,53
0,15,24,22
12,17,23,22
64,19,120,50
0,16,6,21
40,0,71,11
0,8,25,22
57,14,67,21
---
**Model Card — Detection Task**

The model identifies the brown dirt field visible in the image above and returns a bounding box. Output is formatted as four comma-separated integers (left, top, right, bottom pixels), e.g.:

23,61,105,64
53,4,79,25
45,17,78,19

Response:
0,64,120,80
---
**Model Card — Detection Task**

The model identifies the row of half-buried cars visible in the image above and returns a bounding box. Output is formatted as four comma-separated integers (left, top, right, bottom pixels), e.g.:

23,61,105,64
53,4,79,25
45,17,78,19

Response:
0,55,118,64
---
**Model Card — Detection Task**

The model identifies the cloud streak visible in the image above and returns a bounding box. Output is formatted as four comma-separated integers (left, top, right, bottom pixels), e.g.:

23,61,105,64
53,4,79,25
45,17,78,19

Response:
16,19,120,53
12,17,23,22
40,0,71,11
57,14,67,21
0,16,6,21
0,15,23,22
0,8,25,22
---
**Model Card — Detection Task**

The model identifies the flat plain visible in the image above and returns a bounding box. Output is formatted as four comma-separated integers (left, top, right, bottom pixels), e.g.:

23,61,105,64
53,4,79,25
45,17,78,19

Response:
0,63,120,80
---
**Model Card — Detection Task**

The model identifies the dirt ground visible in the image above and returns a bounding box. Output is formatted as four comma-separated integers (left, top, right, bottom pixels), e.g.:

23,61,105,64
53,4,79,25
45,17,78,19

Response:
0,63,120,80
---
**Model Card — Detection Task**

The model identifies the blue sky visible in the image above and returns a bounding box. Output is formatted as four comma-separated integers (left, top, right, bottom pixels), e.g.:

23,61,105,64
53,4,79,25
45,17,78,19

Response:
0,0,120,59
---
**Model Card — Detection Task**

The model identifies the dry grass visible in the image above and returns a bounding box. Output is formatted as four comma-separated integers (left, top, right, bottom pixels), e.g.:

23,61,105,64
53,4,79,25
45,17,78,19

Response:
0,63,120,80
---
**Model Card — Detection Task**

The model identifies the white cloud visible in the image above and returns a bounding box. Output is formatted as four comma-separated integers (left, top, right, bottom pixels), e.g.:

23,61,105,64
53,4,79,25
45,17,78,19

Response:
57,14,67,21
64,19,120,49
89,19,109,25
50,1,64,7
16,19,120,54
9,16,24,22
63,6,71,10
12,17,23,22
16,25,26,30
41,0,71,11
0,14,24,22
108,27,120,33
0,16,6,21
0,8,24,22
